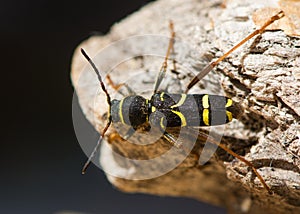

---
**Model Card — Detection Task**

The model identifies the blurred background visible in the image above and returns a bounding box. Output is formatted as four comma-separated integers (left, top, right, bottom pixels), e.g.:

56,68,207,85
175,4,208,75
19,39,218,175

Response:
0,0,225,213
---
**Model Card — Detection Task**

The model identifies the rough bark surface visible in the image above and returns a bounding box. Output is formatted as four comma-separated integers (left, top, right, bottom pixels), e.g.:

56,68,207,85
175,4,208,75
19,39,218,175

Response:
71,0,300,213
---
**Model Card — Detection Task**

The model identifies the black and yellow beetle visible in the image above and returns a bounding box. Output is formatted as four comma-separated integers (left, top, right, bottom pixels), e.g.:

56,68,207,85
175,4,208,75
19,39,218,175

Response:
80,11,284,194
110,92,242,130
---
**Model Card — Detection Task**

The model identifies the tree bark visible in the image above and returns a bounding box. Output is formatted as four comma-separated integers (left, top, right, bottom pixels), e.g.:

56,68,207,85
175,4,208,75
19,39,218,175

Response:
71,0,300,213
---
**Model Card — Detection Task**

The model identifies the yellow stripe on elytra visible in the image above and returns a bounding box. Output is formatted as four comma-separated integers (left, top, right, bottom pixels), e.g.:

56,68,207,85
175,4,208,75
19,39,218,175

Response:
171,94,187,108
203,109,210,125
119,98,125,124
171,110,187,127
160,92,165,101
160,117,166,129
226,111,233,122
202,95,209,109
151,106,156,112
225,98,233,108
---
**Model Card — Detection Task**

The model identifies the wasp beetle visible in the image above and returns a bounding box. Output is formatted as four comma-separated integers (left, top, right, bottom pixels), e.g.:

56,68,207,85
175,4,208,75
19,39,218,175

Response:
80,11,284,194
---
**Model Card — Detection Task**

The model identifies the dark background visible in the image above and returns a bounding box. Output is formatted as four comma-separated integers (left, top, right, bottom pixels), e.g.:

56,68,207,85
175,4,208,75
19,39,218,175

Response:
1,0,225,213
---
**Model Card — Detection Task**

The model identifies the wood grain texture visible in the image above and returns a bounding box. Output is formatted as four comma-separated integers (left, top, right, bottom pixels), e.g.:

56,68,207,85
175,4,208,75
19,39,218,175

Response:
71,0,300,213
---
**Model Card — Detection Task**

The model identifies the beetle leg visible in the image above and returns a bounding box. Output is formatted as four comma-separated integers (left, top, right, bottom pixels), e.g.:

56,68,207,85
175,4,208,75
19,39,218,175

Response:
153,20,175,93
185,10,284,92
163,131,183,148
106,74,137,96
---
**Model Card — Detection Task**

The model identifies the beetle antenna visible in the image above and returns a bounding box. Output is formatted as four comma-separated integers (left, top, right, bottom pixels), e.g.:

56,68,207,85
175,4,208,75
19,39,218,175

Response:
80,48,112,174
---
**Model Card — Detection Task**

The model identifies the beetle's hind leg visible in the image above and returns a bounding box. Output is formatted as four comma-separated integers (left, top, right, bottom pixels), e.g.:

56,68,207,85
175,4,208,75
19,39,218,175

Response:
185,10,284,92
197,131,272,194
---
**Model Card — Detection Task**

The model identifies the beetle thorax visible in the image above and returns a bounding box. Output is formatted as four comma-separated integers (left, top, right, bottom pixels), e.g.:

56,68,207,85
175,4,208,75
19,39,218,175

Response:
111,96,148,127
